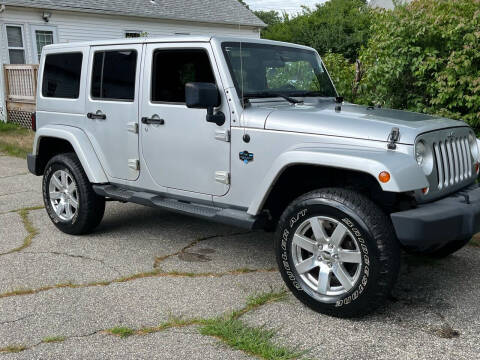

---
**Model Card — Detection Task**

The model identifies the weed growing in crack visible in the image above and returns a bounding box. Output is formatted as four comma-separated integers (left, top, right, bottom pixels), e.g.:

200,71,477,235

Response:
106,327,135,338
42,336,65,343
199,318,306,360
0,207,40,256
0,345,27,353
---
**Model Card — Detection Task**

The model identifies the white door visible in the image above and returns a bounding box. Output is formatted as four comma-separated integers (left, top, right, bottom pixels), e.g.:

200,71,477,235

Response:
85,44,143,181
140,43,231,196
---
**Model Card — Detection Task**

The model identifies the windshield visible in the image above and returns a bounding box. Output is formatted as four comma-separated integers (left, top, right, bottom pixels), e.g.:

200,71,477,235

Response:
222,42,337,100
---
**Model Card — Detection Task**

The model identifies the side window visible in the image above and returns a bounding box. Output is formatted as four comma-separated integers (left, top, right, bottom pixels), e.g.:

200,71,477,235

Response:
42,53,83,98
151,49,215,103
91,50,137,101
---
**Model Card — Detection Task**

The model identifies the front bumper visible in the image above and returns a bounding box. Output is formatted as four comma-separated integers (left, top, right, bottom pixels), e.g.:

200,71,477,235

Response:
391,184,480,251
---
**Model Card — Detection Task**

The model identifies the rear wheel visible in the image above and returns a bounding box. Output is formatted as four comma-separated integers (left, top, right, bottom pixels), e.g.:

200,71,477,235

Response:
43,153,105,235
275,188,400,318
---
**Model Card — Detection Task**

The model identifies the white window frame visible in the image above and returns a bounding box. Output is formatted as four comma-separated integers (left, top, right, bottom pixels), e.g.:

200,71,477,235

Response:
5,24,26,64
31,24,58,63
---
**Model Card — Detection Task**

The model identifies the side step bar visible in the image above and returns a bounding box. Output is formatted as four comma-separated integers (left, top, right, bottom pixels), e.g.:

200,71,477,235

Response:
92,185,266,230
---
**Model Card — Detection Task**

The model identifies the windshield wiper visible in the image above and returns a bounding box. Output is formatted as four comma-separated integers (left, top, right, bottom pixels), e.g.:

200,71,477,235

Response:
243,92,303,104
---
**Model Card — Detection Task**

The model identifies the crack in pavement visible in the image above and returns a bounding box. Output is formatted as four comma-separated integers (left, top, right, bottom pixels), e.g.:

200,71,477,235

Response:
0,314,33,326
22,251,122,276
0,290,288,356
0,209,38,256
153,230,254,268
0,172,29,179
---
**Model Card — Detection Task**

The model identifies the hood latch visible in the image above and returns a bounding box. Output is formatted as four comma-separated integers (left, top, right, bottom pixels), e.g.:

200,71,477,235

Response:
387,127,400,150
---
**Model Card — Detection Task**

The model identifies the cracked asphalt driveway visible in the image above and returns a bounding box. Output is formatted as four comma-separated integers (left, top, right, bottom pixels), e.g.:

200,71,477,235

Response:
1,154,480,359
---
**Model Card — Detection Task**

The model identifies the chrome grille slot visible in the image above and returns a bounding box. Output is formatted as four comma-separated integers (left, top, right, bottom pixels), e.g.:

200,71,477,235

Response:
432,134,473,191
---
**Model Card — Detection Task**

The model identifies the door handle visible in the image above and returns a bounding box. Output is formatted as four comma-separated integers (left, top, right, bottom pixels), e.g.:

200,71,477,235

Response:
141,116,165,125
87,111,107,120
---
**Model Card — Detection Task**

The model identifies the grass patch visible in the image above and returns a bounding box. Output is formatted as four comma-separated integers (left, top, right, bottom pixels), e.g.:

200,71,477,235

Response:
470,235,480,247
0,345,27,353
42,336,65,343
107,327,135,338
0,122,34,158
200,318,305,360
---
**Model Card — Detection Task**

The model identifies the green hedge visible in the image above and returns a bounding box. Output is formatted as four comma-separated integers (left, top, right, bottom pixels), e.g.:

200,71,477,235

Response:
325,0,480,129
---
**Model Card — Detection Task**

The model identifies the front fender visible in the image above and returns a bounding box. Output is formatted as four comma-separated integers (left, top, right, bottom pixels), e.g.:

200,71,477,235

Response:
247,146,428,215
33,125,108,183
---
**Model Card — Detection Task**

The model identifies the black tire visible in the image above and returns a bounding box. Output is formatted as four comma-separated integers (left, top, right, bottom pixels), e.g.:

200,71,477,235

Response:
42,153,105,235
275,188,400,318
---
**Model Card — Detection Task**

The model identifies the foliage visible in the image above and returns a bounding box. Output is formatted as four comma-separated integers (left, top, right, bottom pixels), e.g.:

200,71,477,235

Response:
0,122,34,158
322,52,356,100
261,0,372,61
254,10,282,27
356,0,480,128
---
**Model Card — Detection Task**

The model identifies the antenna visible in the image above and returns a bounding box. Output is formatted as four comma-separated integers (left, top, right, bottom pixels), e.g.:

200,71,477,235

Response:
238,23,248,135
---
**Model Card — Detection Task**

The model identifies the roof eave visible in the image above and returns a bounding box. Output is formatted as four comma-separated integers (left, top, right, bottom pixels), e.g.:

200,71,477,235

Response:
1,3,266,28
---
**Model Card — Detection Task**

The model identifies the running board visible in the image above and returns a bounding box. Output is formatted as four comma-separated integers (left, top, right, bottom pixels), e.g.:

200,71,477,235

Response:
92,185,265,230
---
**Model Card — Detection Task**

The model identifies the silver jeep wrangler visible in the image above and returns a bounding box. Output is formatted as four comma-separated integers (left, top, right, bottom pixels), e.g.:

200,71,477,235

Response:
27,36,480,317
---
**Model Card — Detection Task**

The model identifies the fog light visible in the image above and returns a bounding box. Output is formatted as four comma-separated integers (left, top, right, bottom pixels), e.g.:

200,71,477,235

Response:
378,171,391,183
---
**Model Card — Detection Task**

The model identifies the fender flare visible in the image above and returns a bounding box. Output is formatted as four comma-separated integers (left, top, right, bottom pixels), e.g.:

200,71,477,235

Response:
247,146,428,215
33,125,108,184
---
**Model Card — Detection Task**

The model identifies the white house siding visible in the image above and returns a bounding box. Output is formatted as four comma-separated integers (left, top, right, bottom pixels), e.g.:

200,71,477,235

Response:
0,6,261,121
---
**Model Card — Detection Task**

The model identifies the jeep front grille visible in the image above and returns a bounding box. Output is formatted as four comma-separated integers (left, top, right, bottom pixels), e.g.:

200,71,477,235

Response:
433,136,472,190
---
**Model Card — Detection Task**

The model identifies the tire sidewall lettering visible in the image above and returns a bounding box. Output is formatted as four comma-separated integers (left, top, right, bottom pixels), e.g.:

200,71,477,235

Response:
279,205,371,307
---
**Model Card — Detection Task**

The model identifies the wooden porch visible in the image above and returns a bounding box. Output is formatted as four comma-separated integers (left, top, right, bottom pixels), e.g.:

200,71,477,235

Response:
3,64,38,127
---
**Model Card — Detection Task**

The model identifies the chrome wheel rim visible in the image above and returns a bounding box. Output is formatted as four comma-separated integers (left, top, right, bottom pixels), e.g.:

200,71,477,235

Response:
291,216,362,297
48,170,79,221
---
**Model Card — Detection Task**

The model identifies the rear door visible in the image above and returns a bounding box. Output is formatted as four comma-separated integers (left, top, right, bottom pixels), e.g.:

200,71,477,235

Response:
85,44,143,181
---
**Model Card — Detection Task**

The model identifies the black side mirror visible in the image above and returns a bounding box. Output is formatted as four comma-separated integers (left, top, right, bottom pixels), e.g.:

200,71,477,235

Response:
185,82,225,126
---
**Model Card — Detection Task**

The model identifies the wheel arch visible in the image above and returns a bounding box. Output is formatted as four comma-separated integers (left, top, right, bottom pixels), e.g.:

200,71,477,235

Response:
247,148,427,216
33,125,108,183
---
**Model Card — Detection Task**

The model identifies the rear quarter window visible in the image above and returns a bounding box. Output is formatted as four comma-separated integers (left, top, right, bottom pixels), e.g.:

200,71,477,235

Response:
42,52,83,99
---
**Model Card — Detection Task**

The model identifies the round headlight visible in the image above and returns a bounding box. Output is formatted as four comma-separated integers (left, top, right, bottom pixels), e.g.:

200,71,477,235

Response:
415,140,426,166
469,132,479,160
415,140,434,176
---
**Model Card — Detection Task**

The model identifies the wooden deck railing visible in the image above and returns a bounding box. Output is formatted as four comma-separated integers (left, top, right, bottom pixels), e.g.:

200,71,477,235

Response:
3,64,38,127
3,64,39,104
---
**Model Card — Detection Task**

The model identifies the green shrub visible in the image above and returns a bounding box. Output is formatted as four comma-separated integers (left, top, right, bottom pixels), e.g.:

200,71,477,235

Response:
322,52,356,100
357,0,480,128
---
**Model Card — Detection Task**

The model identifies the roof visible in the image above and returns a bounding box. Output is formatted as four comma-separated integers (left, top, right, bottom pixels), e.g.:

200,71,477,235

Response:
0,0,265,27
42,36,314,52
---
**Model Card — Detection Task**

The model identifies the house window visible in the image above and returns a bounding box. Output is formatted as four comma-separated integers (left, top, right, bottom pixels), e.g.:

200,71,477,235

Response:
125,31,141,38
151,49,215,103
42,53,83,98
91,50,138,101
6,25,25,64
35,30,54,61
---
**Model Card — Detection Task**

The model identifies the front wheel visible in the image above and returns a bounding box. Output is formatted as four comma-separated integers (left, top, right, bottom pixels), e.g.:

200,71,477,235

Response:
275,188,400,318
43,153,105,235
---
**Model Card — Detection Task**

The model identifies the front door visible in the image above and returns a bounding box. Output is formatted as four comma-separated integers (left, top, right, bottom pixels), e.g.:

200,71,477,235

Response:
85,44,143,181
141,43,231,196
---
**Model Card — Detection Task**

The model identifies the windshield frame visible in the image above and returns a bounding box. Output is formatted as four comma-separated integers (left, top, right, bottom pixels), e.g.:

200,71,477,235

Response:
221,41,338,103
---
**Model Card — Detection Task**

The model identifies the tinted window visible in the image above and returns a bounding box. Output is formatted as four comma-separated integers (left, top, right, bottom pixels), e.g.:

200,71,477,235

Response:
91,50,137,101
42,53,83,98
151,49,215,103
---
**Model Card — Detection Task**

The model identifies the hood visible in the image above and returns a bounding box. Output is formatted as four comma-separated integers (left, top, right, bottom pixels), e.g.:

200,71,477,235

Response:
242,100,468,145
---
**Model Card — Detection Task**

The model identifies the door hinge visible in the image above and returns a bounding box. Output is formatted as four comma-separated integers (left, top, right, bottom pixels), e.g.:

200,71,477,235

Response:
127,122,139,134
215,129,230,142
128,159,140,171
215,171,230,185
